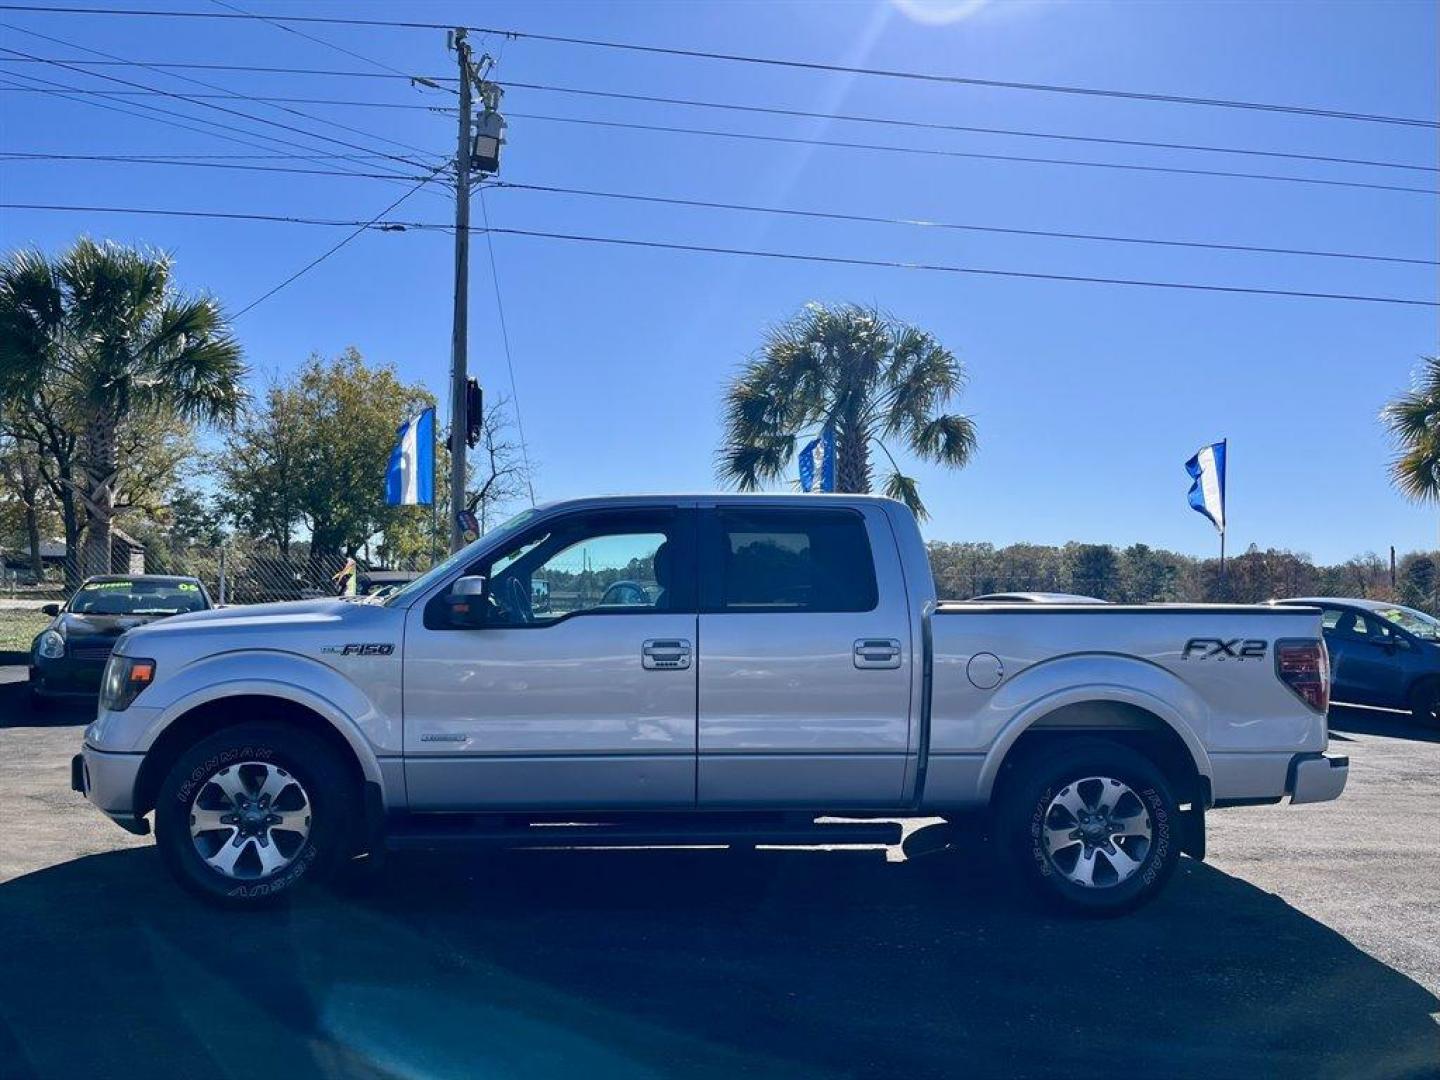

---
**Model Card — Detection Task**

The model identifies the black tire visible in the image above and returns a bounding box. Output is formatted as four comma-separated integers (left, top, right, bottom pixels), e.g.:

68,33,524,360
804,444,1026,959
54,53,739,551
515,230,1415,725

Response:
154,722,358,908
993,738,1181,916
1408,681,1440,728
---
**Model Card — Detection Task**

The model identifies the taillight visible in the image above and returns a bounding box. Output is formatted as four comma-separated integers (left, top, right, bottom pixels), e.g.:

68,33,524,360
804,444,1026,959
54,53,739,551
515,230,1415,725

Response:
1275,638,1329,713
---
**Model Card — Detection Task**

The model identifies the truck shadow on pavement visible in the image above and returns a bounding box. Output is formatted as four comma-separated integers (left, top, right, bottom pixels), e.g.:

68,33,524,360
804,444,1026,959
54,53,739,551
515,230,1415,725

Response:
0,678,91,730
1,842,1436,1080
1329,704,1440,745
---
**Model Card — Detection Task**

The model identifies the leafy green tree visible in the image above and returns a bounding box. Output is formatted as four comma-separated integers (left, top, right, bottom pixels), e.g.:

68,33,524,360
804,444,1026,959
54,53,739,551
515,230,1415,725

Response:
218,349,434,570
166,485,226,549
718,303,976,519
1119,543,1180,603
214,379,307,558
0,431,54,577
1382,357,1440,502
0,239,244,575
1064,543,1119,599
1399,552,1437,611
0,386,85,586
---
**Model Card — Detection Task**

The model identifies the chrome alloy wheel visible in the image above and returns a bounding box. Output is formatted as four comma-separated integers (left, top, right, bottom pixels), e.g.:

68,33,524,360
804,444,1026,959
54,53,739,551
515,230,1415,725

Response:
1040,776,1152,889
189,761,312,880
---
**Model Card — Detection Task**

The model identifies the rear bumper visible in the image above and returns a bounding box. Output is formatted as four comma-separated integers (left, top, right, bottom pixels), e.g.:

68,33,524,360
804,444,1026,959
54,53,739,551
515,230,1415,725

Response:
1288,751,1348,805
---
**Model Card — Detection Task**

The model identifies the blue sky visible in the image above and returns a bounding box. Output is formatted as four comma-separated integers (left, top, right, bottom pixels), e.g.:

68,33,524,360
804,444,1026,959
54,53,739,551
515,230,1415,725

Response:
1,0,1436,563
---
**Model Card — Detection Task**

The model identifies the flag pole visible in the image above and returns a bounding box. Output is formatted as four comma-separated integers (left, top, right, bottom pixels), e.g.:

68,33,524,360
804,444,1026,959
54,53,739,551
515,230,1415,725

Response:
429,405,439,568
1219,437,1228,599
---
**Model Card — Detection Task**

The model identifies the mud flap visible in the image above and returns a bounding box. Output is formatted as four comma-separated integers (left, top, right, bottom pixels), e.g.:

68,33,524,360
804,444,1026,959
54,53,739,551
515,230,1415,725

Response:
1179,805,1206,860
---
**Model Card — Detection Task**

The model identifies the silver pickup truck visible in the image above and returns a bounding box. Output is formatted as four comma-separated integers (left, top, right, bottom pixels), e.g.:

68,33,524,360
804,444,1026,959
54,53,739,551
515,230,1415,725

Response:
75,494,1346,913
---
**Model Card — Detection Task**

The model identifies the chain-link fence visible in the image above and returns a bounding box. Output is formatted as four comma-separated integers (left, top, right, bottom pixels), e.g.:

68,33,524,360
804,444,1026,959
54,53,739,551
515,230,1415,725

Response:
1,540,436,605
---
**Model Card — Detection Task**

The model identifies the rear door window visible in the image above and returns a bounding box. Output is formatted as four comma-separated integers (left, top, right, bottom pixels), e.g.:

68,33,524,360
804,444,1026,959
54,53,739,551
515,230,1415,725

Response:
710,508,877,613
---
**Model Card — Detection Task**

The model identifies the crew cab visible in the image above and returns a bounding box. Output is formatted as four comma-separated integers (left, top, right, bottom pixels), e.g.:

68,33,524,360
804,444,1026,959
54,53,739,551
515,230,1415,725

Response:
74,495,1345,913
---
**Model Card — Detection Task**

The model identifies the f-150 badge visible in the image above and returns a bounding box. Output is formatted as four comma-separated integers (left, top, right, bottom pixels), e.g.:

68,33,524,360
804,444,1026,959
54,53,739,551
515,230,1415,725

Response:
321,643,395,656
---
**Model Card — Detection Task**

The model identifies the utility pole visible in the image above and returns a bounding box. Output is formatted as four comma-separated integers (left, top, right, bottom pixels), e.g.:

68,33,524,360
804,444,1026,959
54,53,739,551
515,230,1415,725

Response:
445,30,506,552
447,28,474,553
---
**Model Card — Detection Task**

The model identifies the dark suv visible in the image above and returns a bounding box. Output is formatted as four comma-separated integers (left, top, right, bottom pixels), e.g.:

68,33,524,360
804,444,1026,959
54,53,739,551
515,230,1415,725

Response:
1273,597,1440,726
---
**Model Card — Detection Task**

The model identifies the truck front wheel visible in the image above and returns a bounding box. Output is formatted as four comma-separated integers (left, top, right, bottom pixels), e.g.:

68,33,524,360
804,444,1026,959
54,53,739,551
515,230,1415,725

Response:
994,738,1181,916
154,723,358,907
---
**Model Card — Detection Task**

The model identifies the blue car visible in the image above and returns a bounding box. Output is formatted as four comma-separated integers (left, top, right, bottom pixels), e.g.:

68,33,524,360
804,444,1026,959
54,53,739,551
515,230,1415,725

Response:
1274,597,1440,726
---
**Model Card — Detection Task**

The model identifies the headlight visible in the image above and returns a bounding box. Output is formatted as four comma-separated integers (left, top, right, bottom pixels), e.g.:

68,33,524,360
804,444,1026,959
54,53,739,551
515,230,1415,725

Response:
99,656,157,711
36,630,65,660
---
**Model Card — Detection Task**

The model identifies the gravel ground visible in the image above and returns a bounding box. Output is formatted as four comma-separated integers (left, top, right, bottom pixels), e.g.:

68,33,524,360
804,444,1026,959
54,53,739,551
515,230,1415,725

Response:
1,667,1436,1080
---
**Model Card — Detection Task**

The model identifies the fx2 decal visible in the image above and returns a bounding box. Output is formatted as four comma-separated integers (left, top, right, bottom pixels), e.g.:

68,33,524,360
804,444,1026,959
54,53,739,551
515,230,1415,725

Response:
1182,638,1267,661
321,643,395,657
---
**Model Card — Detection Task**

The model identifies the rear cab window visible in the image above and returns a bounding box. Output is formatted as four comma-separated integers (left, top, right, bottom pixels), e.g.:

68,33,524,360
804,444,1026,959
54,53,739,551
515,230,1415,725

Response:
705,508,878,613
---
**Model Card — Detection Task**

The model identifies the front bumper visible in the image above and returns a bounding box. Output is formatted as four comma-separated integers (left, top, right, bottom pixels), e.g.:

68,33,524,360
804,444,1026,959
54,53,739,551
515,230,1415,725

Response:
30,653,108,697
1289,752,1349,805
74,744,150,835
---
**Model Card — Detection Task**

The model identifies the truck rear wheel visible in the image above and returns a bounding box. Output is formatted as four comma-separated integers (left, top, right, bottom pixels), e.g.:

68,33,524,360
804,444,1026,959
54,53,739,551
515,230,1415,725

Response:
994,738,1181,916
154,722,358,907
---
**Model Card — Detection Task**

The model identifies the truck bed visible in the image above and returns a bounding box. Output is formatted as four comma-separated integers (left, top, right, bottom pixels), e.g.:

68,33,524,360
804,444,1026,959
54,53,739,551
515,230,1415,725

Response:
921,601,1327,809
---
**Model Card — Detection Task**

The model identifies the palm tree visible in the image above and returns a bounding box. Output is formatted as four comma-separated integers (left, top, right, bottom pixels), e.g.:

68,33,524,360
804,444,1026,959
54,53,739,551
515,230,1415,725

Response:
718,303,975,519
0,239,245,575
1381,357,1440,503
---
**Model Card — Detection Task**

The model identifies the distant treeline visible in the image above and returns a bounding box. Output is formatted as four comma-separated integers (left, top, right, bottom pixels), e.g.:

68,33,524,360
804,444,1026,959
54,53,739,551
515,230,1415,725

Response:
927,540,1435,611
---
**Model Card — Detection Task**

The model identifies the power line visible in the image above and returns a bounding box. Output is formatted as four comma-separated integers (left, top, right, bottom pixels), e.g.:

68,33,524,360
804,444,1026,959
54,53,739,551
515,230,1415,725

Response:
0,152,434,180
206,0,419,81
0,202,404,228
509,113,1439,196
1,3,1433,128
0,71,347,159
500,81,1440,175
0,85,450,108
0,67,375,164
7,201,1434,307
1,150,413,160
0,39,433,170
3,23,435,162
232,164,449,318
14,148,1425,264
7,157,1426,264
476,186,536,506
0,67,446,195
473,225,1440,306
0,55,426,79
6,80,1432,175
485,181,1439,267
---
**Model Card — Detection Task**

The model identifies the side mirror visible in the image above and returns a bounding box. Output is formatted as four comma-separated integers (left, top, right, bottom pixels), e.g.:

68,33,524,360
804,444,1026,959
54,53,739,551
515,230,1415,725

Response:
41,603,60,617
446,575,488,628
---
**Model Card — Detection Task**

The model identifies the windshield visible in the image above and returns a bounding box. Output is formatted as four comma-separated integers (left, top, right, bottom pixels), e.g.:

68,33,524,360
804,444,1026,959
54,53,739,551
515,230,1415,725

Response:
382,509,540,607
1374,604,1440,640
67,579,209,616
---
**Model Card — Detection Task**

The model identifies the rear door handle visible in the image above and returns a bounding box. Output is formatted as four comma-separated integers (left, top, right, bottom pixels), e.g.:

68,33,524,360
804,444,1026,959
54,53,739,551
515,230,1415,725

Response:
853,638,902,669
642,638,691,670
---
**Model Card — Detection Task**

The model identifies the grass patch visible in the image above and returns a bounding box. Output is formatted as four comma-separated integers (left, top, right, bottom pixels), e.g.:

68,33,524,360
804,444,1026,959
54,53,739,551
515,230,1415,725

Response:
0,609,49,653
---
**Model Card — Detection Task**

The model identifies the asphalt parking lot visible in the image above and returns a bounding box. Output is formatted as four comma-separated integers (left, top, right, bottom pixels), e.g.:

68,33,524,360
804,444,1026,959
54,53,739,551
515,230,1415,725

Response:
1,665,1437,1080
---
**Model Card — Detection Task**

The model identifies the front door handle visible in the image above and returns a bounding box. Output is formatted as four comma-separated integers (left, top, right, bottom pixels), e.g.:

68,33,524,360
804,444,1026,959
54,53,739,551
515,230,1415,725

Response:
642,638,691,670
854,638,902,669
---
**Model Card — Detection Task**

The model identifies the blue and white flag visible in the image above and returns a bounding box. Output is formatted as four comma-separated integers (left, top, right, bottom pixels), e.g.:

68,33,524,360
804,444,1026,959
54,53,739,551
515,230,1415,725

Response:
385,407,435,506
1185,440,1226,533
799,428,836,493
